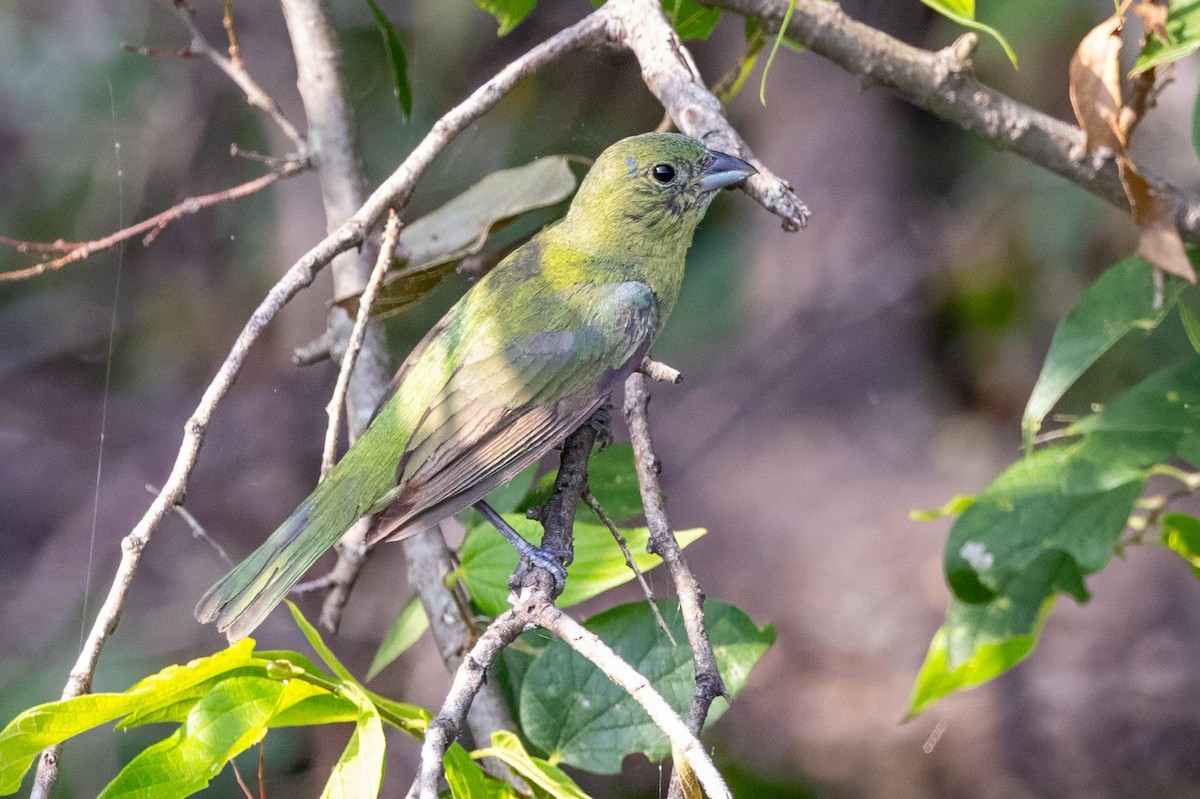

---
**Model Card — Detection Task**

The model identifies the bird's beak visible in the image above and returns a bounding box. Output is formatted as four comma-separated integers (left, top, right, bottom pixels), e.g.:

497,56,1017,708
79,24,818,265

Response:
697,149,757,192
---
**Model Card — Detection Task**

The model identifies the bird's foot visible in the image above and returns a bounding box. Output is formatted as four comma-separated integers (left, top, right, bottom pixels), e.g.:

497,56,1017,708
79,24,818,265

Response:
588,403,613,451
513,546,570,595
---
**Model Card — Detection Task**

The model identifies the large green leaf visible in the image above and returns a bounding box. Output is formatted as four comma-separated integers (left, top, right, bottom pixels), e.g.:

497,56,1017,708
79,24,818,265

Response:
919,0,1018,66
1022,256,1188,447
459,514,705,617
917,358,1200,713
518,599,773,773
98,677,283,799
0,640,259,792
1134,0,1200,72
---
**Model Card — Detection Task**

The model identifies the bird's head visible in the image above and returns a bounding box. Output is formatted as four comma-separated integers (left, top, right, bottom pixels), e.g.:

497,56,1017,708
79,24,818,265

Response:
564,132,756,253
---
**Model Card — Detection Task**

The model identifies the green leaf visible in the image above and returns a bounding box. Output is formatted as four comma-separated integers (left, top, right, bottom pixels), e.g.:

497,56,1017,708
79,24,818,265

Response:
335,156,577,317
922,358,1200,708
445,742,490,798
907,583,1054,718
1181,301,1200,354
1162,513,1200,578
919,0,1018,67
485,462,541,515
475,0,537,35
98,677,283,799
665,0,721,40
758,0,797,106
459,514,705,617
321,684,386,799
910,494,975,521
368,596,431,680
0,640,259,792
473,731,593,799
1022,256,1188,447
518,599,773,773
287,600,357,684
519,444,646,524
365,0,412,117
1134,0,1200,72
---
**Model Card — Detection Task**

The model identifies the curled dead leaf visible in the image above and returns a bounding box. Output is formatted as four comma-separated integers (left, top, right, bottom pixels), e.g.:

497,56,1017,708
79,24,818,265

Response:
1069,10,1127,152
1119,156,1197,283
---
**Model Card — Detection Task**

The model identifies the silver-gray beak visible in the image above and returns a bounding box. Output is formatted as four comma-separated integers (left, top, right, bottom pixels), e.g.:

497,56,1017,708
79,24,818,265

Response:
697,149,756,192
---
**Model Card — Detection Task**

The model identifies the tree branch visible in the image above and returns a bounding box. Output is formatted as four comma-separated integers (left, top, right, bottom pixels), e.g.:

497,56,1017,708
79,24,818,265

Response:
603,0,810,231
0,161,307,283
703,0,1200,241
625,368,727,799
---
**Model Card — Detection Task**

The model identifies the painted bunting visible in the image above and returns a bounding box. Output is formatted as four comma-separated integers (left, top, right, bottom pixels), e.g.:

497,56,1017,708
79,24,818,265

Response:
196,132,755,641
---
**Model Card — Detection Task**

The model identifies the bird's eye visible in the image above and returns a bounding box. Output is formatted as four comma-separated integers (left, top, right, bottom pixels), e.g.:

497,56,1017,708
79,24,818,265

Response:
651,163,676,184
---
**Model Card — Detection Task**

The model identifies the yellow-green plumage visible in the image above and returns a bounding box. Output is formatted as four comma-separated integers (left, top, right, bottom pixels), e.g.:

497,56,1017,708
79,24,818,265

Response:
195,132,755,641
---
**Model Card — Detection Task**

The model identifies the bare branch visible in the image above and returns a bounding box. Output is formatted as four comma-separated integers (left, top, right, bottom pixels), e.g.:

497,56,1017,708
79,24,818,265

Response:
704,0,1200,241
624,370,728,798
0,162,307,283
604,0,810,231
321,210,400,478
172,0,307,152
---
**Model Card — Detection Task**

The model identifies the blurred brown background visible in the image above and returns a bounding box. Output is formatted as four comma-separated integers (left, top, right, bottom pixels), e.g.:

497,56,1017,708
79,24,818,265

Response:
5,0,1200,796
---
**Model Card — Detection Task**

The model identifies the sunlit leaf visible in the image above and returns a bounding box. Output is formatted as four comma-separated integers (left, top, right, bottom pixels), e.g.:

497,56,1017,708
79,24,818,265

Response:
321,684,386,799
910,494,976,521
459,514,705,617
445,742,490,798
1161,513,1200,578
665,0,721,40
474,0,538,35
98,677,282,799
472,730,593,799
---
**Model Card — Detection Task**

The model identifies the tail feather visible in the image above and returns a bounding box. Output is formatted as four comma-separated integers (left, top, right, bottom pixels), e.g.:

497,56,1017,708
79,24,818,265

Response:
194,466,374,641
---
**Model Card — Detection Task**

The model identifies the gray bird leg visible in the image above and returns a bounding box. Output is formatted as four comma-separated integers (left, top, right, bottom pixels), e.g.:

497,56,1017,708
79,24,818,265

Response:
472,499,568,593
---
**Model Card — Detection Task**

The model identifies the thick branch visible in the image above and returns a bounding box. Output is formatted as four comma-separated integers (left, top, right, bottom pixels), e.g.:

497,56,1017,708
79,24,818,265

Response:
705,0,1200,241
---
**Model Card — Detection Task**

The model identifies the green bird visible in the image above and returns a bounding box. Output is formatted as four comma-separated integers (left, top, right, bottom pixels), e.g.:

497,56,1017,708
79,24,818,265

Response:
195,132,755,641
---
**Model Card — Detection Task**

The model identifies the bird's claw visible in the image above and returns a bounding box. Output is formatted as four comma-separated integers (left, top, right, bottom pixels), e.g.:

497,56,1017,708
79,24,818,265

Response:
588,404,613,450
513,546,569,594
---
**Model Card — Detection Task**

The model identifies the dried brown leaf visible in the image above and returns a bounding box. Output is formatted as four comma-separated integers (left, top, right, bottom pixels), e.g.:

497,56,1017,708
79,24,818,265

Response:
1120,156,1197,283
672,745,702,799
1069,11,1127,151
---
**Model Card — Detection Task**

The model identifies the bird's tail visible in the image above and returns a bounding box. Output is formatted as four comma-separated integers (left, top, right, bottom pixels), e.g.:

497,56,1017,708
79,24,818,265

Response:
193,464,374,642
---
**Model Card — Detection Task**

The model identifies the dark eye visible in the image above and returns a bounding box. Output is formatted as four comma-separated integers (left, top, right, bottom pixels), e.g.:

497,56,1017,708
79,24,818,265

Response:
651,163,676,184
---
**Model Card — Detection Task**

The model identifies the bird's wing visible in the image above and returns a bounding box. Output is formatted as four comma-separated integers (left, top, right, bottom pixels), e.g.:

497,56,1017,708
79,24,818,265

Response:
367,279,658,543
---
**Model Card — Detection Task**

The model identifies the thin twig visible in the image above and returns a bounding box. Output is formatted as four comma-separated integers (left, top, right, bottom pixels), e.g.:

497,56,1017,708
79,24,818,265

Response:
144,483,233,567
704,0,1200,240
582,488,676,644
0,162,306,283
122,43,195,59
172,0,306,151
624,370,728,799
222,0,243,67
321,210,400,478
